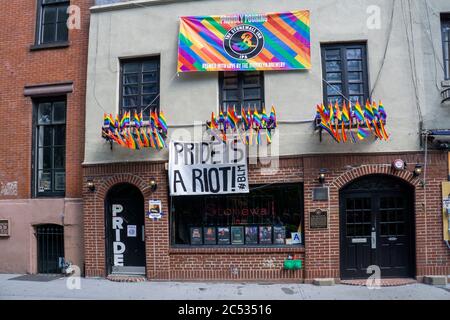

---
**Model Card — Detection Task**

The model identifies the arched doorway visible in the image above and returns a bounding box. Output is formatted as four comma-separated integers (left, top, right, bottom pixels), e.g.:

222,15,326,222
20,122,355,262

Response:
36,224,64,274
105,183,146,275
340,175,415,279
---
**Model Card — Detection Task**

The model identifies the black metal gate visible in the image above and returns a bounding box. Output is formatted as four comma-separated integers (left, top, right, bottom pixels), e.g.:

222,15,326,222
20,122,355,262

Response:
36,224,64,274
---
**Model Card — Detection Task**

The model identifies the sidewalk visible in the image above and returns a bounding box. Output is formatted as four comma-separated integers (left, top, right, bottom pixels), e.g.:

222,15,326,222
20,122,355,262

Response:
0,274,449,300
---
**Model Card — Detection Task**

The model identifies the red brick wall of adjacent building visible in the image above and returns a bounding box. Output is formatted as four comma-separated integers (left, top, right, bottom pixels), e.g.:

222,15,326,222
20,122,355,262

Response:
83,152,450,281
0,0,91,199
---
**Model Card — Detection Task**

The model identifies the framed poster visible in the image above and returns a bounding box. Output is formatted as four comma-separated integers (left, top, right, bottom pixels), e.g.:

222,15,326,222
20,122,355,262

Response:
245,226,258,245
203,227,217,245
231,226,244,245
217,227,230,245
190,227,203,245
259,226,272,245
273,226,286,245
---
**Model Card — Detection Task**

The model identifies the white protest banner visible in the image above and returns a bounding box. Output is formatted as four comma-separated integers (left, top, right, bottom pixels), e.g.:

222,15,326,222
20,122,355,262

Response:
169,140,249,196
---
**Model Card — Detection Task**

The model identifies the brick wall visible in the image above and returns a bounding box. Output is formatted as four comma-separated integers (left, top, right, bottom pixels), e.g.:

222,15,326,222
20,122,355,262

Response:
0,0,91,199
83,151,450,281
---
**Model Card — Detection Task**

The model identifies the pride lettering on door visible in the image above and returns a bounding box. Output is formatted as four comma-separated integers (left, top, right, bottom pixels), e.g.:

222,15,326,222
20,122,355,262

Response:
112,204,126,266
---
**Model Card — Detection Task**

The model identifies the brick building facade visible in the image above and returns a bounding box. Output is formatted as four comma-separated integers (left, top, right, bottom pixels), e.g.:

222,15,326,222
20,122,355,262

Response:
0,1,91,274
83,152,449,281
82,0,450,283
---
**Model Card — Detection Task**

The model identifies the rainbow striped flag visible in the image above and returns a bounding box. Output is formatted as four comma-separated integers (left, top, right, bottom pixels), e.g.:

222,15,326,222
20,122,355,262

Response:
353,100,365,122
253,107,262,128
158,111,168,134
269,105,277,128
261,107,269,128
177,11,311,72
133,111,141,128
227,106,238,130
357,124,369,141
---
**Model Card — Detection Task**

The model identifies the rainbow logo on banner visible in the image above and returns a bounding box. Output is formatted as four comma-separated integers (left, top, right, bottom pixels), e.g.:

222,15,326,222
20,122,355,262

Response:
177,10,311,72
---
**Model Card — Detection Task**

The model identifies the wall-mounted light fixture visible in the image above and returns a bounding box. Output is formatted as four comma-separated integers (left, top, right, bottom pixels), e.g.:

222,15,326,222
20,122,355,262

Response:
150,180,157,192
318,169,327,184
413,164,423,177
87,180,95,192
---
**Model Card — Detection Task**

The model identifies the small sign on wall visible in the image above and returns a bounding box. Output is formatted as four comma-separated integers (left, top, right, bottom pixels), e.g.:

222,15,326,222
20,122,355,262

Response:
0,219,10,237
148,200,163,221
310,209,328,229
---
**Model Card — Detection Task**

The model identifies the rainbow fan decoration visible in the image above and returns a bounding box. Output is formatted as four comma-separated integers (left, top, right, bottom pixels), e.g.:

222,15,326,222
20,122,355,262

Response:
315,100,389,143
102,110,168,150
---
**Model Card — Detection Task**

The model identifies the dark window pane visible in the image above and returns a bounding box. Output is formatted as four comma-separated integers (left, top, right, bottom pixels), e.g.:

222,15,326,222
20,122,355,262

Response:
123,97,139,108
142,95,158,107
38,103,52,124
327,84,342,95
325,61,341,72
54,126,65,146
56,6,68,23
53,101,66,122
42,24,56,43
53,147,65,168
349,84,363,95
123,85,139,96
243,76,261,86
142,61,158,72
124,74,139,84
326,72,342,82
123,63,140,73
56,22,68,42
43,7,57,24
325,49,341,60
346,48,362,59
39,147,52,169
39,126,53,147
142,72,157,83
223,77,238,88
243,88,261,100
142,84,158,94
38,171,52,192
54,171,65,191
224,90,239,100
347,60,362,71
348,72,363,82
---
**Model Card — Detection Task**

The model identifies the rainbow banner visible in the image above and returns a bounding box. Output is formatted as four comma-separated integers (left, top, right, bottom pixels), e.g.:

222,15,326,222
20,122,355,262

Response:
177,11,311,72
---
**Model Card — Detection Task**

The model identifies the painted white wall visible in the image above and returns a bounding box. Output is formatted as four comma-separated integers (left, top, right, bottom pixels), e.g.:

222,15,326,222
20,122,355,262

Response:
84,0,450,164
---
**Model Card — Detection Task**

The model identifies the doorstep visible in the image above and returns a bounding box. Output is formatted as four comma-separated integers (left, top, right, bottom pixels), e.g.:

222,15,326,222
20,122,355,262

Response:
340,278,417,287
106,274,146,283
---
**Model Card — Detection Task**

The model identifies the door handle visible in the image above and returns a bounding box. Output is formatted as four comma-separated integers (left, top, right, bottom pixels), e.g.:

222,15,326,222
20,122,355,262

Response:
371,231,376,249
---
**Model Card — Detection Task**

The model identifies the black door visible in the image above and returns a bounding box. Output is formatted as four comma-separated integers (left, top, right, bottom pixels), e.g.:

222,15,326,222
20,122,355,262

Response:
36,224,64,274
105,184,146,275
340,175,414,279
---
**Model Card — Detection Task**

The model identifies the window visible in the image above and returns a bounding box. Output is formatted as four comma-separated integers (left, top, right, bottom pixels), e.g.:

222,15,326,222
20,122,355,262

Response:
171,184,304,246
34,98,66,196
442,15,450,80
321,43,369,106
219,71,265,114
120,57,160,119
36,0,70,45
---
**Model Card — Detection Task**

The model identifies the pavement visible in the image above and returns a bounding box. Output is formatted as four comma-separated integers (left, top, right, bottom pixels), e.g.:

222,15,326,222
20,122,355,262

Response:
0,274,449,300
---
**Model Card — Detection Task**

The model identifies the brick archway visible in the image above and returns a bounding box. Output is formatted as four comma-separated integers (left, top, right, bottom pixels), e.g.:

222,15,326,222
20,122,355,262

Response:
96,173,153,200
331,164,422,191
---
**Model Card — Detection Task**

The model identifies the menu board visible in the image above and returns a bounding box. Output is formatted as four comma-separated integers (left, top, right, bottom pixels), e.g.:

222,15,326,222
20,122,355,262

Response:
273,226,286,245
231,226,244,245
259,226,273,244
203,227,217,245
190,227,203,245
217,227,230,245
